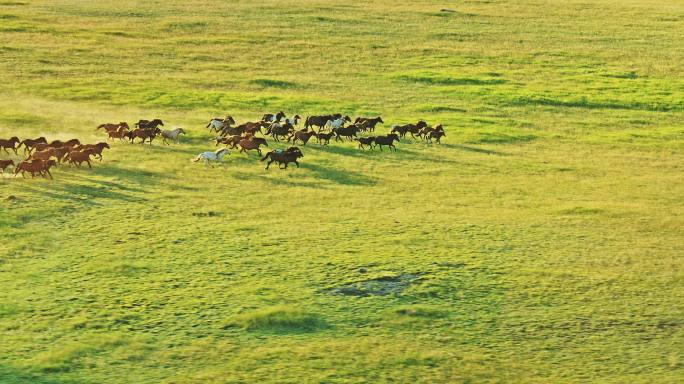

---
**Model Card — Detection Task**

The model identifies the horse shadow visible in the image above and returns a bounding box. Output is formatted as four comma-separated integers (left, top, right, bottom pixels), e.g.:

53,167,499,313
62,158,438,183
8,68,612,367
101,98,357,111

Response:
441,143,510,156
300,162,377,186
0,365,79,384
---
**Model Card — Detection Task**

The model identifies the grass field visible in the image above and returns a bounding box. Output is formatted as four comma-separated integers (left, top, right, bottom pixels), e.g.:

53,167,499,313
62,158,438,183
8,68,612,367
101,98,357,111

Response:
1,0,683,382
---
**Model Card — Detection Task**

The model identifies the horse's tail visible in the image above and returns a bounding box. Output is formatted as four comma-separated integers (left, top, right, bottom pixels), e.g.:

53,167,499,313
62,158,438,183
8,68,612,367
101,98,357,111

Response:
96,124,104,130
191,154,202,162
260,152,271,162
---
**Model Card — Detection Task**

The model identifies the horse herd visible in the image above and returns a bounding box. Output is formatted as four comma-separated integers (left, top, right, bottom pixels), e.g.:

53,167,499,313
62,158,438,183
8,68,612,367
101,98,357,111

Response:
0,112,445,177
0,136,110,178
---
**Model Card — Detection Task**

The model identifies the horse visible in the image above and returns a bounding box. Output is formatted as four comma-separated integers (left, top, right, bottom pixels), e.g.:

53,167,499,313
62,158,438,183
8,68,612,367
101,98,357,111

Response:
374,134,400,151
49,139,80,148
0,159,15,173
304,115,335,131
332,124,360,141
107,129,130,142
192,148,230,167
284,114,301,126
77,142,110,160
29,147,57,162
288,129,317,145
219,124,247,137
216,135,242,148
262,111,286,123
326,115,351,130
135,119,164,129
315,131,335,145
66,149,96,168
418,124,444,140
160,127,186,144
14,159,56,179
426,130,446,143
357,116,384,132
239,121,268,136
97,122,129,132
238,137,268,156
261,147,303,169
355,136,375,150
0,137,20,154
129,127,161,145
54,146,72,163
19,137,47,154
266,122,294,141
207,116,235,132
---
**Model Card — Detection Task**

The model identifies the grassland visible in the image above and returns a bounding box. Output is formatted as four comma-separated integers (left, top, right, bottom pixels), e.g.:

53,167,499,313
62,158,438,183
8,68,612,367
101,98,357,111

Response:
1,0,683,383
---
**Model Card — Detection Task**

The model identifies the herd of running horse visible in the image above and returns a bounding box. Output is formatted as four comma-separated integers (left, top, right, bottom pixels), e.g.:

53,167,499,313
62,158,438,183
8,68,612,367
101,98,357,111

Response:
0,112,446,176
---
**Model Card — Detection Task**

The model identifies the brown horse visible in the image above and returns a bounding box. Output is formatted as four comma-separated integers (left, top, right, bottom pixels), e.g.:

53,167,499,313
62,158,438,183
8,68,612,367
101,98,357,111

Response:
240,121,269,136
418,124,444,140
238,137,269,156
66,149,95,168
29,147,57,162
0,137,20,154
356,136,375,150
374,134,400,151
54,146,72,163
316,131,335,145
49,139,81,148
20,137,47,154
129,127,161,145
288,129,317,145
0,159,15,173
216,135,242,148
107,129,130,142
14,159,56,179
78,142,110,160
261,147,303,169
97,122,129,132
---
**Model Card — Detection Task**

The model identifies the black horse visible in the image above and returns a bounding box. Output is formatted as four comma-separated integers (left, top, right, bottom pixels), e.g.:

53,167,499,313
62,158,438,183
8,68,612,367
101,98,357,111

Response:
261,147,303,169
374,134,399,151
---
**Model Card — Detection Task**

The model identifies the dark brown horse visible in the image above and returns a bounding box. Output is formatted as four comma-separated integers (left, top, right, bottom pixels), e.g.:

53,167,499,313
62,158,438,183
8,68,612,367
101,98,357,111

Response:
356,116,384,132
0,159,15,172
49,139,81,148
426,130,446,143
240,121,269,136
238,137,268,156
266,122,294,141
129,127,161,145
20,137,47,154
261,147,303,169
0,137,20,154
418,124,444,140
135,119,164,129
54,146,72,163
355,136,375,150
316,131,335,145
333,125,360,141
374,134,400,151
304,115,335,131
288,129,317,145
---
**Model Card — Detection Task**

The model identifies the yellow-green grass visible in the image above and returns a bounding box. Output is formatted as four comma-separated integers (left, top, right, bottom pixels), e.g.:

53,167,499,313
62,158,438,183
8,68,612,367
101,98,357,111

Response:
0,0,683,383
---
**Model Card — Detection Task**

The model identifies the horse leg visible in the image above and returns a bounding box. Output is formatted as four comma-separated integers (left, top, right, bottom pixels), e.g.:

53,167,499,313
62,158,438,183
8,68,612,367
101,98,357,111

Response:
265,159,273,170
294,160,299,168
45,169,53,179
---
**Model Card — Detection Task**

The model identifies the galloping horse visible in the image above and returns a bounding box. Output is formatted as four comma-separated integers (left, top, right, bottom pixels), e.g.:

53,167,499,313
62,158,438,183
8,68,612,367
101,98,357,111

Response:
238,137,268,156
0,137,20,154
261,147,303,169
192,148,230,167
160,127,186,144
135,119,164,129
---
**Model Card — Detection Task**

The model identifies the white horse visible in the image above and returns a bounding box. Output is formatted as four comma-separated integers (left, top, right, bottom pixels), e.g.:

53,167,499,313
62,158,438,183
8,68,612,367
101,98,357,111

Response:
206,115,235,133
326,116,351,130
284,114,301,126
192,148,230,167
160,127,186,145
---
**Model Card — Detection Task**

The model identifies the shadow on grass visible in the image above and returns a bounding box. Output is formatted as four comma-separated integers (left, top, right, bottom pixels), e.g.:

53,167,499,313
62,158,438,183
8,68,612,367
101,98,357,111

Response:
0,365,79,384
300,162,377,186
441,143,510,156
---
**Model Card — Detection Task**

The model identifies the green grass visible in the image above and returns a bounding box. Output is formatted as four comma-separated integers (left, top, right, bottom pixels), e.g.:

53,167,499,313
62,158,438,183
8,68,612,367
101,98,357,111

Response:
0,0,683,383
